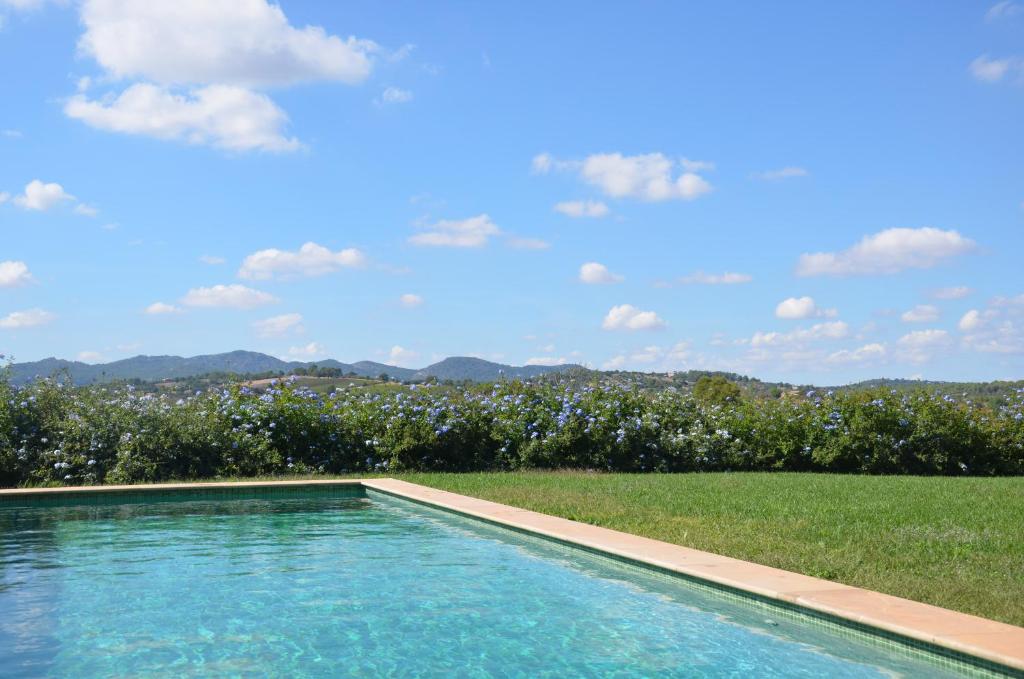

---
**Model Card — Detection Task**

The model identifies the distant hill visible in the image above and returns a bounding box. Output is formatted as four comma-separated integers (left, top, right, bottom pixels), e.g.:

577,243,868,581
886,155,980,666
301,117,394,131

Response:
350,361,418,382
414,357,584,382
5,351,580,386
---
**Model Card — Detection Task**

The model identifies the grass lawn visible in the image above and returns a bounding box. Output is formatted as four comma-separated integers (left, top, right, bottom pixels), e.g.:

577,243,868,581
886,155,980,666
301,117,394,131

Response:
394,472,1024,627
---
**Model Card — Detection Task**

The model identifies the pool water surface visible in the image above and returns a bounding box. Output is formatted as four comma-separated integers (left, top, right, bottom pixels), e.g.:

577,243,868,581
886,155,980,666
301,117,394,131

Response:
0,488,998,677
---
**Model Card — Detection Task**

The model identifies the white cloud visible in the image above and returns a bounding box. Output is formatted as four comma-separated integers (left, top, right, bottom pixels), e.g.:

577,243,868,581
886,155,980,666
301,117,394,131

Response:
958,309,983,331
0,260,33,288
399,293,423,307
378,86,412,104
253,312,303,337
745,321,850,348
963,319,1024,354
900,304,940,323
933,286,971,300
67,0,379,151
554,200,609,218
12,180,74,211
796,227,975,276
987,1,1023,20
74,203,98,217
579,262,623,284
388,345,419,366
181,284,277,309
287,341,327,359
775,296,836,320
66,84,302,152
754,166,809,181
144,302,182,315
1,129,23,138
678,271,752,285
602,304,666,331
897,329,951,363
238,242,366,280
826,343,886,364
505,236,550,250
580,152,712,201
77,0,375,88
969,55,1019,83
199,255,225,265
993,293,1024,307
409,214,501,247
77,350,105,363
526,356,567,366
531,152,553,174
530,152,576,174
0,308,55,329
602,355,627,370
956,297,1024,354
0,192,9,204
388,43,415,63
601,342,693,370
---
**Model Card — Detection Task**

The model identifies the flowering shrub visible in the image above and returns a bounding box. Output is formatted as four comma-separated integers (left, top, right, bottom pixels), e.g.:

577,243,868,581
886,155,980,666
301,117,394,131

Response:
1,375,1022,487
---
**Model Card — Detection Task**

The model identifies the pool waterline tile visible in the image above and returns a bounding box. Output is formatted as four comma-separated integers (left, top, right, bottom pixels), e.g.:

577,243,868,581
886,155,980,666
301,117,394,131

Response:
2,477,1022,677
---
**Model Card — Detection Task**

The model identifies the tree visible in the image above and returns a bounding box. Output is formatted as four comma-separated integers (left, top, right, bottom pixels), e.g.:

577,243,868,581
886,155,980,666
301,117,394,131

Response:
693,375,741,404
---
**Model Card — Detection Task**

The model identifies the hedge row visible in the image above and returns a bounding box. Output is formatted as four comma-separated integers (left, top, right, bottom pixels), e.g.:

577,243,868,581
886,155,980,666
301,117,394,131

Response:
1,376,1022,487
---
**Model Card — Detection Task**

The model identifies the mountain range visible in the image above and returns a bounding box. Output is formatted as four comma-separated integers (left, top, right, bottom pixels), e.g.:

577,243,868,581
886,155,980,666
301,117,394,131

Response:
4,351,584,385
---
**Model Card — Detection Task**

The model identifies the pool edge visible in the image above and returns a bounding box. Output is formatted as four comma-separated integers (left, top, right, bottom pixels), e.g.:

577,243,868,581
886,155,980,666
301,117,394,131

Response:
3,477,1022,675
361,478,1024,676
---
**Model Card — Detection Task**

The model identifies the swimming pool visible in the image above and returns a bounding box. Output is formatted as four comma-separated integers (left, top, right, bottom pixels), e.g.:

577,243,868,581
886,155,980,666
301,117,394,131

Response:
0,485,1013,677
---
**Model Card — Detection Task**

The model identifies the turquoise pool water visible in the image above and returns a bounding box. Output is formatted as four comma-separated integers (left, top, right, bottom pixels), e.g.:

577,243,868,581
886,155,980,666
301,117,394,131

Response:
0,488,996,677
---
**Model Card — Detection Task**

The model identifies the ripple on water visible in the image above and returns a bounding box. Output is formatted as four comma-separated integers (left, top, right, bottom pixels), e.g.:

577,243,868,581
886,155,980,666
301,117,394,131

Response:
0,493,975,678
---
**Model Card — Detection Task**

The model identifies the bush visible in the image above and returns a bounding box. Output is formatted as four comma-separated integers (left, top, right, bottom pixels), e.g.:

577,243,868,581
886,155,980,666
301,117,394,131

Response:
0,375,1021,487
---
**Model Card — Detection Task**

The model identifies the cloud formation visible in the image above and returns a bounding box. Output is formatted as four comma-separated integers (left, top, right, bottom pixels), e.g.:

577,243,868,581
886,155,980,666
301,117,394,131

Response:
0,260,33,288
12,180,74,211
969,55,1021,83
253,313,304,337
535,152,712,202
0,308,56,329
581,153,712,201
579,262,623,284
775,296,836,320
238,242,366,280
900,305,940,323
409,214,501,247
796,227,975,276
66,84,301,152
181,284,277,309
66,0,378,151
754,166,809,181
554,200,609,218
77,0,375,87
145,302,182,315
287,341,326,358
602,304,666,331
678,271,752,285
399,293,423,307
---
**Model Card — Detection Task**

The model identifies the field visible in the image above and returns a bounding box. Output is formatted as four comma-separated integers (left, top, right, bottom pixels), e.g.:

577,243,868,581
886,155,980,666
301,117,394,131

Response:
399,472,1024,626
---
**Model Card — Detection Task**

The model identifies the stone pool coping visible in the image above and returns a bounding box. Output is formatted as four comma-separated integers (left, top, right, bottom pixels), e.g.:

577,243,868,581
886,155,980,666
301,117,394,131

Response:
3,478,1023,674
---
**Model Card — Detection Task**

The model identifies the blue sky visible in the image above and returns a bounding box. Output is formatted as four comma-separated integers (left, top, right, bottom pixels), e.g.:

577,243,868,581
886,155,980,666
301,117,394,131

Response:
0,0,1022,383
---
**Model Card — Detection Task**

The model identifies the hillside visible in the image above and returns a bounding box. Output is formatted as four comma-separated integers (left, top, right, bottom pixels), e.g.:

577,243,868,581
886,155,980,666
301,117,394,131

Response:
5,351,580,386
415,357,586,382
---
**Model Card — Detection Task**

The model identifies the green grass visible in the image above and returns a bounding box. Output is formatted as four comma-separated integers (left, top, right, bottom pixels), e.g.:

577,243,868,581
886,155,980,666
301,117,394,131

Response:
394,472,1024,627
